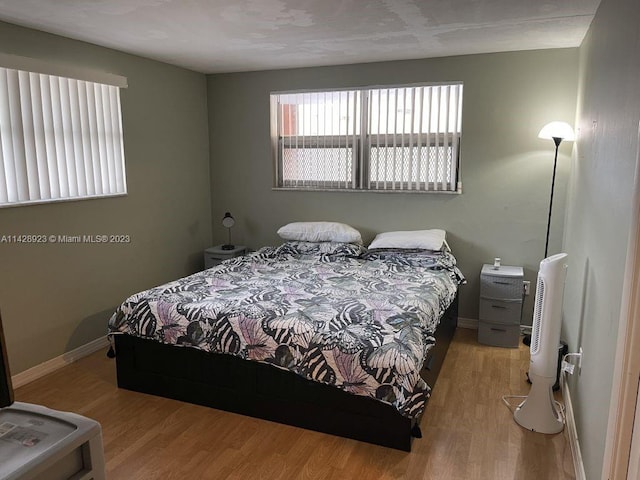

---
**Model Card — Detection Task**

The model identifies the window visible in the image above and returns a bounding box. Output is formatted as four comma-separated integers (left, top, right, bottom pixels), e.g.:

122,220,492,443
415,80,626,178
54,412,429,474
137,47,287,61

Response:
271,83,463,192
0,62,127,207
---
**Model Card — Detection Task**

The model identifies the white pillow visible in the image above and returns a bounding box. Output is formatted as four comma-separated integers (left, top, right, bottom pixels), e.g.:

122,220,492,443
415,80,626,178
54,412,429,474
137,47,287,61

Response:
368,229,447,251
277,222,362,244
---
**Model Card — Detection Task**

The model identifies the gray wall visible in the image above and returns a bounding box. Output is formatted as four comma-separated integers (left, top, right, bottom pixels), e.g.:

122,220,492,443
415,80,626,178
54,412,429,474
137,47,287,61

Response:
0,21,212,374
207,49,579,322
563,0,640,477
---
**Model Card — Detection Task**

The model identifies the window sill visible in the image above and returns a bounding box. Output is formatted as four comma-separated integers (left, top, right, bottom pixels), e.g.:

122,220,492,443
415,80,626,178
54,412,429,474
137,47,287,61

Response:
272,187,462,194
0,192,128,209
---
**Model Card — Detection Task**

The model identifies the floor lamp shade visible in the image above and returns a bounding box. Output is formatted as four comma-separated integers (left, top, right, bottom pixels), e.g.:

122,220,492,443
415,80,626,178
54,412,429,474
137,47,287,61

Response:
538,121,575,142
539,121,575,258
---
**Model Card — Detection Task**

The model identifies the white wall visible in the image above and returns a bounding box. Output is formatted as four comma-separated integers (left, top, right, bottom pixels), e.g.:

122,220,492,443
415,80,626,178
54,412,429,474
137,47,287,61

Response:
207,49,579,323
0,21,212,374
562,0,640,477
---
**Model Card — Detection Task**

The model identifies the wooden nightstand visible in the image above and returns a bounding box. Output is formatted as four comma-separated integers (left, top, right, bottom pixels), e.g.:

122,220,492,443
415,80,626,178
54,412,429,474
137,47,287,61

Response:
204,245,247,269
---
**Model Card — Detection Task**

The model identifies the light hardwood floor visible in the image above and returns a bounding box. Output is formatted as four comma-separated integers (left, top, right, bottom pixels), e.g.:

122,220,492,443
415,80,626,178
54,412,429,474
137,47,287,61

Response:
15,328,575,479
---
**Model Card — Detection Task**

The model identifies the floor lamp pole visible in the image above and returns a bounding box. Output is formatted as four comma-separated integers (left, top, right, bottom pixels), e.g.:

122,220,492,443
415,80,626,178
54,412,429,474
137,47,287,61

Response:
544,137,562,258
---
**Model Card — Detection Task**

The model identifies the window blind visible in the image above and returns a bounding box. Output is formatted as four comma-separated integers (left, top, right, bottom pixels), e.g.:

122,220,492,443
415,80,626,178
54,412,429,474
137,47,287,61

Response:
272,83,463,192
0,67,126,207
277,90,361,189
367,84,462,191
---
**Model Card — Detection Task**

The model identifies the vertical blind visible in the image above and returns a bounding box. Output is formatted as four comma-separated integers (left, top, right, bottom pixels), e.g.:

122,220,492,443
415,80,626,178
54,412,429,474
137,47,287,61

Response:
277,90,360,189
0,67,126,207
272,83,463,192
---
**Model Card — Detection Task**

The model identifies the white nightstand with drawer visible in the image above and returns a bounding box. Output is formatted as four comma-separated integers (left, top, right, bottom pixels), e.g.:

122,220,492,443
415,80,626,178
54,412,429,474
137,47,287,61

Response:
478,264,524,348
204,245,247,269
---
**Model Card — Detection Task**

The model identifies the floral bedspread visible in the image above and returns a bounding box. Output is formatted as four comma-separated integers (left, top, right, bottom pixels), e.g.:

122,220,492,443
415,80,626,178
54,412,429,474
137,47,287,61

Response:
108,244,463,419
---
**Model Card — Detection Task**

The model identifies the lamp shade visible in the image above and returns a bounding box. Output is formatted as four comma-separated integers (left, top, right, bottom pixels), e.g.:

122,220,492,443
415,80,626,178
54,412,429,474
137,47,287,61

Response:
222,212,235,228
538,122,575,142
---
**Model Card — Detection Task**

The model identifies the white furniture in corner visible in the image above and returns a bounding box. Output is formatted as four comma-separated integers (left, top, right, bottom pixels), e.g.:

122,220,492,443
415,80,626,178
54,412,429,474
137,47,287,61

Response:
0,402,105,480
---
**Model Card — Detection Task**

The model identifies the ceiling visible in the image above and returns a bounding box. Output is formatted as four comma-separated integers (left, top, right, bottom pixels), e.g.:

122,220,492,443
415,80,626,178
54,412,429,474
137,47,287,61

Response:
0,0,601,74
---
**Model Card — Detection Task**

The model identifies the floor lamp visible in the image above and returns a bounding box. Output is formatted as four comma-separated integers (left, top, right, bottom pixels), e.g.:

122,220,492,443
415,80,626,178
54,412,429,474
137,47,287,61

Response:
522,122,575,349
538,121,575,258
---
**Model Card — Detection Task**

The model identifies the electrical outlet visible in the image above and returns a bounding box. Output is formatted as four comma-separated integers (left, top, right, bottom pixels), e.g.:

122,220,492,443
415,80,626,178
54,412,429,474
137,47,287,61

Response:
523,280,531,295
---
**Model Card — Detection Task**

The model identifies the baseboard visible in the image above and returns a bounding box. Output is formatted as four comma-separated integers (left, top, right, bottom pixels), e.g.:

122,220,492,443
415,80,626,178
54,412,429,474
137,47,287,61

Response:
457,317,478,329
562,374,586,480
11,336,109,388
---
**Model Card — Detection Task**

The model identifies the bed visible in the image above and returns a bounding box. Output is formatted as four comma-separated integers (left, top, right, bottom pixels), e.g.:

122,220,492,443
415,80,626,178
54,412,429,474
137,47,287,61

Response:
108,236,464,451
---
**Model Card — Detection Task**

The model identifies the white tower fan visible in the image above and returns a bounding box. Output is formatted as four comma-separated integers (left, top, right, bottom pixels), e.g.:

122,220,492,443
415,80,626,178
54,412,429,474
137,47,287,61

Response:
514,253,568,433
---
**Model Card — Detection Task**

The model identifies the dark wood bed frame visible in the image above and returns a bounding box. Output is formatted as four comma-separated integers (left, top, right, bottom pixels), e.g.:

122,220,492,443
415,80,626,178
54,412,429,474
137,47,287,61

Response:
113,295,458,451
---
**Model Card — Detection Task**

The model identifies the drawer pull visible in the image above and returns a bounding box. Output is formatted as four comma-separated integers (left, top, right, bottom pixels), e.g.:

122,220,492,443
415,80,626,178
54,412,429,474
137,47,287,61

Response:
493,281,511,285
490,327,507,332
491,304,507,309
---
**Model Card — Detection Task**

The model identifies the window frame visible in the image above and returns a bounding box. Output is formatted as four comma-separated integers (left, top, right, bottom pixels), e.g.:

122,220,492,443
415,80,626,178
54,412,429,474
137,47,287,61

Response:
270,82,463,194
0,55,127,208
